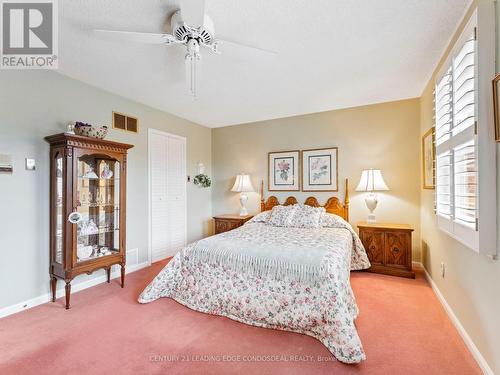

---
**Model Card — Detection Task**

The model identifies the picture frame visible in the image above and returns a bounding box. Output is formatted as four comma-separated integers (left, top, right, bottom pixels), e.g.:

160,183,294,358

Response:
301,147,338,192
493,74,500,142
422,127,435,189
268,150,300,191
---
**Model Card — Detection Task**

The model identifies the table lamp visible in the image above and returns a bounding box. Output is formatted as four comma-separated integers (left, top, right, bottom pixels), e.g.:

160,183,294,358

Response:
355,169,389,223
231,174,254,216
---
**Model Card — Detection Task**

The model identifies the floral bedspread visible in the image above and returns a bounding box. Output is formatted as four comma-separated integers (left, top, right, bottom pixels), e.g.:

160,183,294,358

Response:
139,222,370,363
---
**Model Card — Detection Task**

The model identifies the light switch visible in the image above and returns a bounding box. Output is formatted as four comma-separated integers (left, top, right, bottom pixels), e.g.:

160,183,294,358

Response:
25,158,36,170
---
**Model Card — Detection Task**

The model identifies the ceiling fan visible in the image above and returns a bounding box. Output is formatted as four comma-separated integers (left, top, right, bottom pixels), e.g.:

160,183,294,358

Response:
95,0,275,97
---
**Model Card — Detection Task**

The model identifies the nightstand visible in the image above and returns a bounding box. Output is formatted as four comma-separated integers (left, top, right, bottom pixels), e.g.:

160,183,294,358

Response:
213,214,253,234
357,222,415,279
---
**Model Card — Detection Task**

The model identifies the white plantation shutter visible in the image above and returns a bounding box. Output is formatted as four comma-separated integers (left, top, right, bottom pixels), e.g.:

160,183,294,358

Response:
435,67,453,146
436,152,452,218
453,140,476,227
434,14,479,250
453,37,476,135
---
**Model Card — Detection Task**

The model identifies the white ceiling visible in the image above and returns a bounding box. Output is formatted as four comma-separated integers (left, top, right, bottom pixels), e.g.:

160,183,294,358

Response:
59,0,471,128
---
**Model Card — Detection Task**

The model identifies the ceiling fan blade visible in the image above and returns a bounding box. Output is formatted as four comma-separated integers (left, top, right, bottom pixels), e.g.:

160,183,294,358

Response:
94,30,176,45
181,0,206,28
216,37,277,56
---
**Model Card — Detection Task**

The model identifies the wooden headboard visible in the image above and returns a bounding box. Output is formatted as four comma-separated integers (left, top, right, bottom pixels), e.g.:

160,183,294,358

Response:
260,178,350,221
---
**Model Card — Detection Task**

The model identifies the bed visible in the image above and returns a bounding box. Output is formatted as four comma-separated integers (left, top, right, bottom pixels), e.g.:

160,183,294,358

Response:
139,179,371,364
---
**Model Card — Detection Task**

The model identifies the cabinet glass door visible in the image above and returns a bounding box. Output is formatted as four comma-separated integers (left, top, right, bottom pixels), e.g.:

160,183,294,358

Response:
54,152,64,264
75,155,120,263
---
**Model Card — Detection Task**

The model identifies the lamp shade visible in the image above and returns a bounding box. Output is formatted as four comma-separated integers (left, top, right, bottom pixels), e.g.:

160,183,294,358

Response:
355,169,389,192
231,174,254,192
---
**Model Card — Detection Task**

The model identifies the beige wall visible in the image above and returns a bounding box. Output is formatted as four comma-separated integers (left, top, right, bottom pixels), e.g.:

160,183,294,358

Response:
420,1,500,372
0,70,212,309
212,99,422,259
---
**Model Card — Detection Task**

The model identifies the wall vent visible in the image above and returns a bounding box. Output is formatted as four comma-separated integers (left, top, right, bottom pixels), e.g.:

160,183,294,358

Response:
113,112,138,133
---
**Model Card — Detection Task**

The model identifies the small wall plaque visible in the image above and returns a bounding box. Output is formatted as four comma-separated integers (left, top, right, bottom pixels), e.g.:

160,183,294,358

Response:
0,154,13,173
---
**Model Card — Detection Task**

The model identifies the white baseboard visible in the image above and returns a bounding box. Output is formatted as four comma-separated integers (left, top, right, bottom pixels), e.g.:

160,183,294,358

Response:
422,267,494,375
0,261,150,319
412,261,423,269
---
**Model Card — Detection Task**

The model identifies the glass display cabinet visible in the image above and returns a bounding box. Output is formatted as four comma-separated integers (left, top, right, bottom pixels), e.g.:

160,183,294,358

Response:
45,133,133,309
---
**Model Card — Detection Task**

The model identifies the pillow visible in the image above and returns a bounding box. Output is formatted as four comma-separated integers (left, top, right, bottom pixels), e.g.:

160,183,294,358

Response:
247,210,271,223
290,204,325,228
268,205,297,227
320,212,347,228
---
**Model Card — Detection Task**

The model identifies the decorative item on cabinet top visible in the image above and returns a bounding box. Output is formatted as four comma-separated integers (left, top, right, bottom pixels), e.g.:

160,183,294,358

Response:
74,122,109,139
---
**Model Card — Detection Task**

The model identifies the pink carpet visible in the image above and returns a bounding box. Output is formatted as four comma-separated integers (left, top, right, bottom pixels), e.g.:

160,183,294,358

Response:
0,262,481,375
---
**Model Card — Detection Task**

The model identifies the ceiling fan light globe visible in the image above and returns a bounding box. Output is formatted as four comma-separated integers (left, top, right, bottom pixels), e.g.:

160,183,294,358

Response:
185,52,201,97
186,38,200,54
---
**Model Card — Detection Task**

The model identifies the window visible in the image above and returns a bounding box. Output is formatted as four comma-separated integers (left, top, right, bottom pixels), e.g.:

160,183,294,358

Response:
434,14,478,250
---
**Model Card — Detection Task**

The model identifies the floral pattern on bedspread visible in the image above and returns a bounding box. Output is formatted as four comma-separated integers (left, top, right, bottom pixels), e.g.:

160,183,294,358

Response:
139,223,370,364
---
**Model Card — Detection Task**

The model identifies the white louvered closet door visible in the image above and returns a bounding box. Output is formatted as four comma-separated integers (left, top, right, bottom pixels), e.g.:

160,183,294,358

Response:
166,135,187,254
150,131,186,262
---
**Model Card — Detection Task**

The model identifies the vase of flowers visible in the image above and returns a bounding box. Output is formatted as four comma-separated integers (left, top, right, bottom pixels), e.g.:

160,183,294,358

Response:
193,174,211,188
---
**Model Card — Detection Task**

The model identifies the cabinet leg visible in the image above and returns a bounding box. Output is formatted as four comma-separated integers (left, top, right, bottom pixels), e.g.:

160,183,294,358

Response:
106,267,111,283
50,276,57,302
65,281,71,310
120,265,125,288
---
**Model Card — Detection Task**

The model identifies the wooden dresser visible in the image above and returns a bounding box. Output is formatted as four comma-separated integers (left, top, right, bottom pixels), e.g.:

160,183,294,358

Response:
213,214,253,234
357,222,415,279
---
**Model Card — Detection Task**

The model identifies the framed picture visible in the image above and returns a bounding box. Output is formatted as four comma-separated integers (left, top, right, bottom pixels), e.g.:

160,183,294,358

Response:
422,127,435,189
268,150,300,191
493,74,500,142
301,147,338,192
